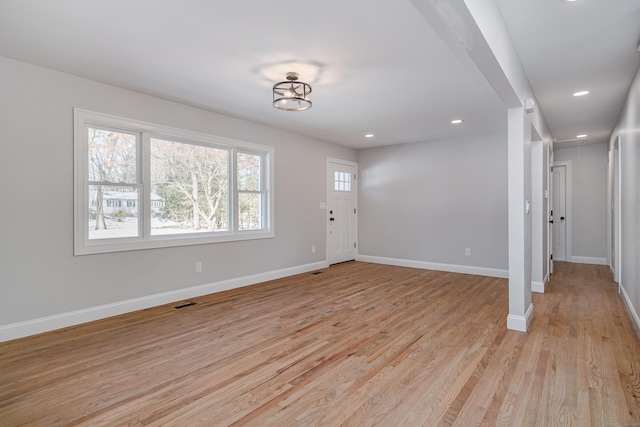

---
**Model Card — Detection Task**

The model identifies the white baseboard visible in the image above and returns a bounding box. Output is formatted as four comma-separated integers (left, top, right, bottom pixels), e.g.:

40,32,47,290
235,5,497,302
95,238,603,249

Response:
570,256,607,265
356,255,508,279
507,303,534,332
0,261,328,343
532,281,545,293
620,284,640,337
532,273,548,293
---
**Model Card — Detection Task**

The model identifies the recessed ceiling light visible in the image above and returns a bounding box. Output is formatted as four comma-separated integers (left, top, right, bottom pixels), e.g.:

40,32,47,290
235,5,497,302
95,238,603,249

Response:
451,119,463,124
573,90,589,97
365,134,374,138
577,134,588,138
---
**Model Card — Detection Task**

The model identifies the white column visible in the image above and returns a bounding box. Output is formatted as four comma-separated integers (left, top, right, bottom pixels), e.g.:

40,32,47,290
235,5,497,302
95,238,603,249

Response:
507,106,533,332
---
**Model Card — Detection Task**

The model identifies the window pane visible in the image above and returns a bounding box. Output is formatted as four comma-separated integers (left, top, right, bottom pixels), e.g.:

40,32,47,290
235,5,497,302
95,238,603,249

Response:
88,128,137,183
150,138,229,235
334,171,351,192
88,185,139,239
76,109,274,255
237,153,261,191
239,193,262,230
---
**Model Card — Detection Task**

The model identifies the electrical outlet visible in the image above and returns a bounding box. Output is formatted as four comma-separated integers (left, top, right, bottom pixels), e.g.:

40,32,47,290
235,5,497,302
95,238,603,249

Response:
465,248,471,256
195,261,202,273
311,245,316,254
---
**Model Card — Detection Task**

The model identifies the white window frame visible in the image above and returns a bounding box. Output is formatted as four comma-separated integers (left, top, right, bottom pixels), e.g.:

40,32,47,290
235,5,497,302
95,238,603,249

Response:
74,108,274,255
236,150,267,231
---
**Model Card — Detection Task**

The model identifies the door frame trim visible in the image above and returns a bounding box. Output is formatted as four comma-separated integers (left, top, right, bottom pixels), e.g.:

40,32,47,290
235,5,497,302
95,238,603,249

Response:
326,157,358,265
553,161,572,262
609,135,622,283
548,145,554,275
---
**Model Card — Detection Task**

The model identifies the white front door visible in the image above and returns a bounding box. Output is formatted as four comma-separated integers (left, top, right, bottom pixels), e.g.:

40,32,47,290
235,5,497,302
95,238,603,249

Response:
552,164,567,261
327,159,357,265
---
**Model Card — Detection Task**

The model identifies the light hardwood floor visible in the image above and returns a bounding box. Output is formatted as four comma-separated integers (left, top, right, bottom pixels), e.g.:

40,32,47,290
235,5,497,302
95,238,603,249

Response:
1,262,640,426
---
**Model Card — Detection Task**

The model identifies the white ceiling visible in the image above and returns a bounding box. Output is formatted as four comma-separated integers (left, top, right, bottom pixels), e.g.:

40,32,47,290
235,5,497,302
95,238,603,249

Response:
496,0,640,148
0,1,638,149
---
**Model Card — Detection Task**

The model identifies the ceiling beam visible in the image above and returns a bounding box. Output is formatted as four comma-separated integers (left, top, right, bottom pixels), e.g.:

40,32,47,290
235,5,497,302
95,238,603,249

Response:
410,0,521,109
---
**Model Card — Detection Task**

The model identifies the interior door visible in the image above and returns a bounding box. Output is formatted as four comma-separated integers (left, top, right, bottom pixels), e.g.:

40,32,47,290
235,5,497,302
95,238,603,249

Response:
327,159,357,265
552,164,567,261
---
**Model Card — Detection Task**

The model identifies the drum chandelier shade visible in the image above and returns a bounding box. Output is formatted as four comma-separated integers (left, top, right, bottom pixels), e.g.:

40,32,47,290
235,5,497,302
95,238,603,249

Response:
273,72,312,111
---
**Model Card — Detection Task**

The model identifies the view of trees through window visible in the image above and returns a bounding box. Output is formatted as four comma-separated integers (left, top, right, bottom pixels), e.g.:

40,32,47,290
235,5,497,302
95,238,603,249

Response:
76,109,272,254
150,138,229,235
88,128,139,239
87,128,263,240
237,152,262,230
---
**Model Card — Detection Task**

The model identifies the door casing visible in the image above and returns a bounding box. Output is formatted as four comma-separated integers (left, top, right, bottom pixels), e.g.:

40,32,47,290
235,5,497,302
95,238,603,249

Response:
552,161,571,262
326,158,358,265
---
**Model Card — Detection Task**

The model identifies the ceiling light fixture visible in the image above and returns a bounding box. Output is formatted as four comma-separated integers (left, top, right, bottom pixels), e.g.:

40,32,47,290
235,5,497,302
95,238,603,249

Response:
273,72,312,111
577,134,588,138
573,90,589,97
365,134,374,138
451,119,463,124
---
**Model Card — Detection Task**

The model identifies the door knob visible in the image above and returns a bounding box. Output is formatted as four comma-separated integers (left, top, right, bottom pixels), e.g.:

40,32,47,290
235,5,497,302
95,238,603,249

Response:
561,216,565,220
549,220,553,223
330,217,335,221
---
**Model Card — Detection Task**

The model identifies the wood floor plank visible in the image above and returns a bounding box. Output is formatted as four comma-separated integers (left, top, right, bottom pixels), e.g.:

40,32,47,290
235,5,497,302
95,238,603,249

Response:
1,261,640,426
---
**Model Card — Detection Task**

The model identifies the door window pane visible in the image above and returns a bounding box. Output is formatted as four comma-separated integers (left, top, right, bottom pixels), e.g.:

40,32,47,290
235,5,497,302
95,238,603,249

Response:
334,171,351,192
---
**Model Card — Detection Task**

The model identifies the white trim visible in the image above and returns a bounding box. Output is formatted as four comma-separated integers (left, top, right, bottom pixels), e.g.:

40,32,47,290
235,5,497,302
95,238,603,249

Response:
612,136,622,283
507,303,534,332
0,261,328,343
74,108,275,256
620,284,640,336
553,161,572,262
531,139,546,294
356,255,508,278
532,272,549,294
326,157,359,265
570,256,607,265
548,144,554,278
327,157,358,168
532,281,545,293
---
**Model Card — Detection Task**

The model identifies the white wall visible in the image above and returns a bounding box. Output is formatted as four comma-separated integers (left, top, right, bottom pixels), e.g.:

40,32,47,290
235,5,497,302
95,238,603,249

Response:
0,56,356,338
531,138,550,291
554,143,608,264
357,130,508,276
611,65,640,328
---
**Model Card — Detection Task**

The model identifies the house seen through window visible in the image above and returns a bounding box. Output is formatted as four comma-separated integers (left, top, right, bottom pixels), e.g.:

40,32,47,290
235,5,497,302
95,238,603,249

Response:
75,109,274,255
